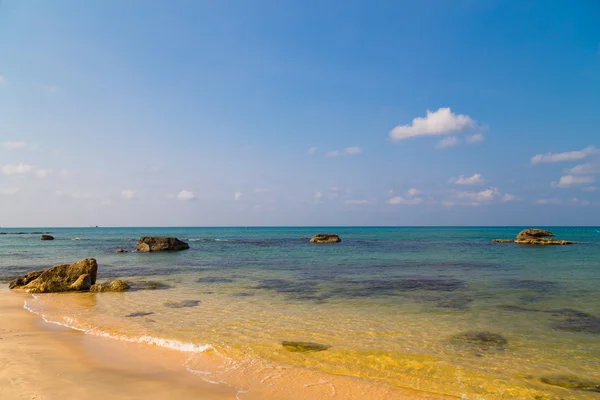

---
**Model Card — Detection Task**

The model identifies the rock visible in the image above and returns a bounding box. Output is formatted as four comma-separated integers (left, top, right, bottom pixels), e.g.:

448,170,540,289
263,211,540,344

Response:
40,235,54,241
540,375,600,392
493,229,575,245
136,236,190,252
281,341,331,352
90,279,130,292
164,300,200,308
309,234,341,244
129,281,171,290
125,311,154,318
8,270,44,289
116,248,127,253
10,258,98,293
450,331,508,350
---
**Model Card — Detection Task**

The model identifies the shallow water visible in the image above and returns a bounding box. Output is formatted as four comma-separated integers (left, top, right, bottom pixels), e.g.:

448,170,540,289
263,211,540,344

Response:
2,227,600,399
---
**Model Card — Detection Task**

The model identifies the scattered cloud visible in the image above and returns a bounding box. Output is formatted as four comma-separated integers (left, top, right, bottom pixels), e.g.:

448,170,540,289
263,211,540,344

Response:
407,188,420,197
531,146,598,164
388,196,422,205
344,199,369,205
326,146,362,157
35,169,53,178
436,136,459,149
0,187,19,195
176,190,196,200
551,175,595,188
583,186,597,192
450,173,484,186
0,163,35,175
234,191,242,201
452,187,501,205
308,147,317,155
536,197,591,206
466,133,485,144
312,191,323,204
501,193,518,202
536,198,562,205
567,163,600,175
389,108,476,141
1,141,26,150
121,189,136,200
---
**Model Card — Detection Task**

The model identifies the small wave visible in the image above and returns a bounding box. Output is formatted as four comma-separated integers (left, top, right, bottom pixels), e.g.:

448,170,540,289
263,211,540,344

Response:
23,299,212,354
188,238,230,242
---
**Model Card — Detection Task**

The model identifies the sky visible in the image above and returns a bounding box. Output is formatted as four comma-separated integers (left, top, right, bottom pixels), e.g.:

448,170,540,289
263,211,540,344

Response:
1,0,599,227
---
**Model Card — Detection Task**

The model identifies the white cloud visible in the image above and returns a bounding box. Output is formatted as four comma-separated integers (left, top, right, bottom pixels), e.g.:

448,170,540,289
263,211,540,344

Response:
387,196,422,205
308,147,317,155
326,146,363,157
389,108,476,141
121,189,136,200
501,193,518,202
455,187,500,203
407,188,420,197
436,136,459,149
1,141,26,150
1,163,35,175
345,199,369,205
234,191,242,201
531,146,598,164
176,190,196,200
35,169,53,178
551,175,595,188
568,163,600,175
536,198,562,205
450,173,484,186
583,186,597,192
466,133,485,144
0,187,19,195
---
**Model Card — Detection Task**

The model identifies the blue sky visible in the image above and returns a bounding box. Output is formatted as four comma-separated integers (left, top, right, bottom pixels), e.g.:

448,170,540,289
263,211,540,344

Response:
1,0,599,226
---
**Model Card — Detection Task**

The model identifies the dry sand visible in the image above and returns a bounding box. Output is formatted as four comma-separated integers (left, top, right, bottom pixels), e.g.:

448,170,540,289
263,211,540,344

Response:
0,290,236,400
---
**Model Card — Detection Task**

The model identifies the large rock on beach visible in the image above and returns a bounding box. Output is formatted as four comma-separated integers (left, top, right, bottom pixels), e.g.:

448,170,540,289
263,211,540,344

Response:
9,258,98,293
492,228,575,245
309,234,341,244
136,236,190,252
90,279,130,292
40,234,54,241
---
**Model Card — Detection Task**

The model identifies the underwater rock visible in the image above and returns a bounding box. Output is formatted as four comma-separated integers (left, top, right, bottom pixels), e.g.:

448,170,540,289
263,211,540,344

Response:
492,239,514,243
129,281,172,290
40,235,54,241
309,234,341,244
553,315,600,334
164,300,200,308
115,248,128,253
281,341,331,352
540,375,600,392
90,279,130,292
450,331,508,350
136,236,190,252
125,311,154,318
10,258,98,293
198,276,234,283
436,295,473,310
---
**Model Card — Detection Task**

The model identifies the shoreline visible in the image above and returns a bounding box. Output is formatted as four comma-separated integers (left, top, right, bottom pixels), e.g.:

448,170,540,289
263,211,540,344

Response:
0,290,237,400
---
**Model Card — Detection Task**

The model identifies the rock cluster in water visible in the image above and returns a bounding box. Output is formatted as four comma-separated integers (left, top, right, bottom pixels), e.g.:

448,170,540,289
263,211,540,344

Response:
309,234,341,243
492,229,575,245
136,236,190,252
90,279,130,292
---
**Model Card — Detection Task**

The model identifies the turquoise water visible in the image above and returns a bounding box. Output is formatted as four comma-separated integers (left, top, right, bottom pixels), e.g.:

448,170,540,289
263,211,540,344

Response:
1,227,600,399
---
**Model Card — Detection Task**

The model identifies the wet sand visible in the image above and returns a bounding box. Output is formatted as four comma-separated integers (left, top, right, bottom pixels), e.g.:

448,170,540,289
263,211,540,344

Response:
0,290,236,400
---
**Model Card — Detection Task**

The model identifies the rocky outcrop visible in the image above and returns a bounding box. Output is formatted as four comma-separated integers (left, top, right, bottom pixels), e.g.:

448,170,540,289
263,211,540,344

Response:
90,279,130,292
40,235,54,241
136,236,190,252
9,258,98,293
493,229,575,245
309,234,341,244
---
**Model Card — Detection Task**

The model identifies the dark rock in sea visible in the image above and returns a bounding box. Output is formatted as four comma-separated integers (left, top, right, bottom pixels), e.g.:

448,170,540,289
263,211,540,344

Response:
492,239,514,243
553,315,600,334
164,300,200,308
40,235,54,241
8,270,44,289
125,311,154,318
116,248,128,253
493,228,575,245
9,258,98,293
232,292,254,297
540,375,600,392
450,331,508,350
309,234,341,244
198,276,234,283
90,279,130,292
281,341,331,352
499,305,537,313
136,236,190,252
436,295,473,310
128,280,172,291
505,279,562,292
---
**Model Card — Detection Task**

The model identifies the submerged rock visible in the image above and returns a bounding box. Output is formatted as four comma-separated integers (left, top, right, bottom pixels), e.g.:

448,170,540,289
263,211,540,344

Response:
493,228,575,245
281,341,331,352
136,236,190,252
8,270,45,289
10,258,98,293
90,279,130,292
125,311,154,318
309,234,341,244
128,280,172,291
164,300,200,308
553,315,600,334
116,248,127,253
40,235,54,241
540,375,600,392
450,331,508,350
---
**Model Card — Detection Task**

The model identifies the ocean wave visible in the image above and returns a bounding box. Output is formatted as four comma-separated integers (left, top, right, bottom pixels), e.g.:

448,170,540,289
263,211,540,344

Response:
188,238,230,242
23,298,213,354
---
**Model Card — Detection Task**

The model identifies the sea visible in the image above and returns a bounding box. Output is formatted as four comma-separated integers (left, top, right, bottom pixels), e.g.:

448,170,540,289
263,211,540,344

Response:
1,227,599,399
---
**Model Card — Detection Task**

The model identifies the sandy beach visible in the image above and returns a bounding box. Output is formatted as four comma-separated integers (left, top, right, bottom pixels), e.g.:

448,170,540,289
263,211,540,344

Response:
0,290,236,400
